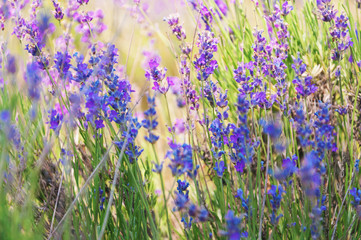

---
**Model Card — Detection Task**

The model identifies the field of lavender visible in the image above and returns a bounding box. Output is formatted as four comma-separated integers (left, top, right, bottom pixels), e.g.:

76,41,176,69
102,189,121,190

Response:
1,0,361,239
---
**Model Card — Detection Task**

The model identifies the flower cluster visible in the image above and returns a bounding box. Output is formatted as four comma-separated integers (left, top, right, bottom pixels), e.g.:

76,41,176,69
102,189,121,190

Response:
52,1,64,21
235,188,250,218
329,13,353,61
167,141,196,177
309,196,327,239
194,31,218,81
142,96,159,144
350,188,361,208
274,155,298,182
220,211,248,239
73,9,107,44
316,0,338,22
163,14,186,41
114,118,143,164
228,93,255,173
174,179,208,229
48,109,63,133
268,185,285,225
314,101,337,159
292,53,317,98
145,57,170,94
98,187,106,211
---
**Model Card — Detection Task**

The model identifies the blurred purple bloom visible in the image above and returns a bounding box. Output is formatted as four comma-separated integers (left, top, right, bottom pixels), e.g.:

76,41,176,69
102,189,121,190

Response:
215,0,228,17
235,188,250,218
77,0,89,5
48,109,63,133
174,190,190,211
274,155,298,181
152,161,164,173
25,62,42,101
317,0,337,22
6,54,16,74
214,161,226,177
299,151,322,197
268,184,285,225
221,210,248,239
260,119,282,139
350,188,361,208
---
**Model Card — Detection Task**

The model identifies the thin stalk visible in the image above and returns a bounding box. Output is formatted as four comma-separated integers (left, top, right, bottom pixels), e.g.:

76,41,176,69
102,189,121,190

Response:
151,144,173,240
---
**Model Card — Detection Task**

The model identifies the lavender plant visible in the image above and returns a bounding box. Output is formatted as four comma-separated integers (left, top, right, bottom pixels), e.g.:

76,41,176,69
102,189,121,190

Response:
0,0,361,239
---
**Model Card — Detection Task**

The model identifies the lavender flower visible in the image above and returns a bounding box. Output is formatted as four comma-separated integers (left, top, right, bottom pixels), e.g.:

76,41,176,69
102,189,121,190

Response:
335,106,348,115
274,155,298,181
23,12,55,56
268,185,285,225
316,0,337,22
145,57,170,94
145,57,166,82
98,187,106,210
235,188,250,218
314,101,337,158
54,51,72,78
167,141,194,177
5,54,17,74
329,13,353,61
200,4,214,31
74,10,107,44
310,196,327,239
220,210,248,239
177,180,190,192
188,204,209,222
181,217,193,229
52,0,64,21
299,151,322,197
355,159,360,172
142,96,159,144
229,94,254,173
234,62,252,93
292,53,317,98
350,188,361,208
152,161,164,173
260,119,282,140
164,14,186,40
77,0,89,5
293,102,313,147
48,109,63,133
214,161,226,177
25,62,42,101
174,180,190,211
215,0,228,17
0,110,21,150
209,118,231,159
72,53,92,84
281,1,293,16
194,31,218,81
114,118,143,164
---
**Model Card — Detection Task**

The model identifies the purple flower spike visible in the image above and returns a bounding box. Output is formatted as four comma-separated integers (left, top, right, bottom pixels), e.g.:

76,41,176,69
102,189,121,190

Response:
292,53,317,98
220,210,248,239
214,161,226,177
52,1,64,21
194,31,218,81
164,14,186,40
